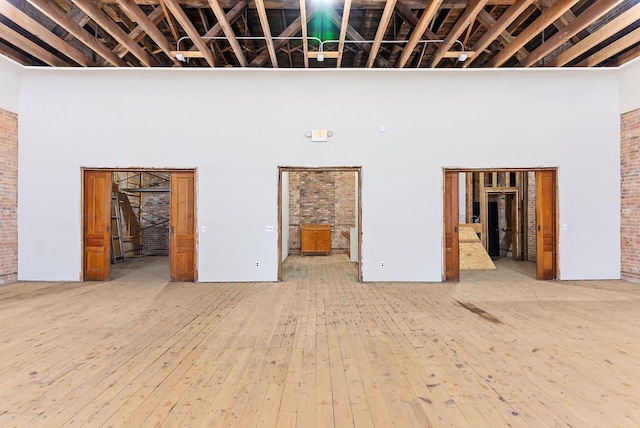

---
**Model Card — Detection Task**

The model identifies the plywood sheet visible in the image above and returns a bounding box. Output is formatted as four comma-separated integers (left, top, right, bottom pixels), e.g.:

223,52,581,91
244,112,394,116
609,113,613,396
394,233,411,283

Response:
459,226,496,270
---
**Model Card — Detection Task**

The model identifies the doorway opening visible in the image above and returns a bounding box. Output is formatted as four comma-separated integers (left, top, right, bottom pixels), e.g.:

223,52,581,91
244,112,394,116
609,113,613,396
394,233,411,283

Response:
443,169,558,281
82,169,196,282
278,167,362,282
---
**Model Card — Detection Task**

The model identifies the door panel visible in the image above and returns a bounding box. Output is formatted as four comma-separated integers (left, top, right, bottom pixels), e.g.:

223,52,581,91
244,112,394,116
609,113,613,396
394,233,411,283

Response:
536,170,557,280
444,171,459,281
170,172,195,281
84,171,111,281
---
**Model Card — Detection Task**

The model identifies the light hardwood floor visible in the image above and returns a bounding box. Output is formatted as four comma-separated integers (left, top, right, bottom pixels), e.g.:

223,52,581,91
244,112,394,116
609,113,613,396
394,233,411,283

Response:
1,255,639,427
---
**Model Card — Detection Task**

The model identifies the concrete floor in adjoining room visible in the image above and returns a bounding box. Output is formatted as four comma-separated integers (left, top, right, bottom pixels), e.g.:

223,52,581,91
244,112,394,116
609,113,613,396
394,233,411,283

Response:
0,255,639,427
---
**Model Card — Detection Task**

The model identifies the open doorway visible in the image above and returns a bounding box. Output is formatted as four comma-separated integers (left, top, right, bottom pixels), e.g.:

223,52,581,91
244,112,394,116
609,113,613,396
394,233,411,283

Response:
278,167,362,281
82,169,196,282
443,169,557,281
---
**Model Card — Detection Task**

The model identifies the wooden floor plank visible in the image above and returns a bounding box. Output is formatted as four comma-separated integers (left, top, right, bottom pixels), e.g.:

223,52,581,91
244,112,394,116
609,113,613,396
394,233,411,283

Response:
0,256,638,427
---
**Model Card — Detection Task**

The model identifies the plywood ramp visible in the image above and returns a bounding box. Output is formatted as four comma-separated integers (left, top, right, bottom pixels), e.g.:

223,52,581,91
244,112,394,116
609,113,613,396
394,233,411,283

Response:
460,225,496,270
1,256,640,427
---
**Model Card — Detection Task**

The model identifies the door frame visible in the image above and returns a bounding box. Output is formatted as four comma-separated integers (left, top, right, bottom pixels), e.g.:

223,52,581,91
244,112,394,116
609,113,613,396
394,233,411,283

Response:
81,168,198,281
442,167,558,281
277,166,363,282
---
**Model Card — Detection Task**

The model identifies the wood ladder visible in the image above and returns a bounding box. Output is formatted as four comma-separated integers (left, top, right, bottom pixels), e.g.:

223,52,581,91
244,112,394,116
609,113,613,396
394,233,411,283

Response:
110,186,125,264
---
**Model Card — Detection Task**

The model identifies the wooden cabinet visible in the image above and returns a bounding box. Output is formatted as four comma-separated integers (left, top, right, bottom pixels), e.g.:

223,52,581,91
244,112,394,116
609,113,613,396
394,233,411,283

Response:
301,224,331,255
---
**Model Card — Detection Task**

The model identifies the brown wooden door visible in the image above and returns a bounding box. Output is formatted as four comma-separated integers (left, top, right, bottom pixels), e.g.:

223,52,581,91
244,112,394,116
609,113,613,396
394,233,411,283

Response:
444,171,459,281
536,170,557,280
170,171,196,281
84,170,111,281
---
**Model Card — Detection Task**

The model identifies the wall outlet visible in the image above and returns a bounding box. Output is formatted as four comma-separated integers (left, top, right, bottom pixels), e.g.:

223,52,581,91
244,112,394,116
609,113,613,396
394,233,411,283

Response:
256,262,260,267
381,261,385,267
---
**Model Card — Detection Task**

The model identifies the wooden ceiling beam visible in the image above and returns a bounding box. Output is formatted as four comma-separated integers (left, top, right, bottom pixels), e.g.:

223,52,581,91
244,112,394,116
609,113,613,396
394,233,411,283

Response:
207,0,248,66
255,0,278,67
336,0,352,68
471,9,530,65
70,0,158,66
466,0,534,68
159,0,180,43
97,0,517,9
0,1,96,66
299,0,309,68
428,0,487,68
0,40,39,65
116,0,181,65
326,9,391,67
577,26,640,67
546,3,640,67
520,0,623,67
250,7,317,67
25,0,127,66
0,22,70,67
390,2,438,65
163,0,216,66
608,43,640,67
396,0,443,68
486,0,580,67
113,6,164,57
200,1,246,40
366,0,396,68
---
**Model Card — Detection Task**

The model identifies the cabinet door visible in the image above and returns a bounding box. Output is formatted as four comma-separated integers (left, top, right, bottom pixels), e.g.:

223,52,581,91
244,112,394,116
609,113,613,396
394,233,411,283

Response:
316,230,331,253
301,228,316,253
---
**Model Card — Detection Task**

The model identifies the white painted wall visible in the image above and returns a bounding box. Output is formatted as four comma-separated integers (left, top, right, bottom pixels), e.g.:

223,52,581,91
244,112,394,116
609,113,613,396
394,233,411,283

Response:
618,57,640,114
281,171,290,262
0,56,22,113
17,67,621,282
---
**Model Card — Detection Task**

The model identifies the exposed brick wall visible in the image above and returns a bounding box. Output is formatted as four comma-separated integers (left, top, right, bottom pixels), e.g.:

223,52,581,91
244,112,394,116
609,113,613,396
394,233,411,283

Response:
288,171,356,255
621,108,640,281
0,108,18,285
141,192,169,256
114,172,169,257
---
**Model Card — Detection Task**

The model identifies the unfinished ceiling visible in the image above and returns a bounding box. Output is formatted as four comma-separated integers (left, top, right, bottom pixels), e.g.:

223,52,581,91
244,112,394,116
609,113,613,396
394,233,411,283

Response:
0,0,639,69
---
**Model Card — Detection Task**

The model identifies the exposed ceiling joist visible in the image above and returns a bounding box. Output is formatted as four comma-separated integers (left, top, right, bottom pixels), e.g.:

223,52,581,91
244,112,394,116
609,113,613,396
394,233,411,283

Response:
70,0,158,66
326,8,391,68
487,0,581,67
577,26,640,67
520,0,623,67
255,0,278,67
0,1,96,66
250,7,317,67
465,0,535,68
163,0,216,66
336,0,352,68
25,0,127,66
113,6,165,57
396,0,444,68
547,2,640,67
366,0,396,68
0,22,70,66
1,0,638,69
428,0,487,68
299,0,309,68
207,0,247,66
116,0,181,65
97,0,516,8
